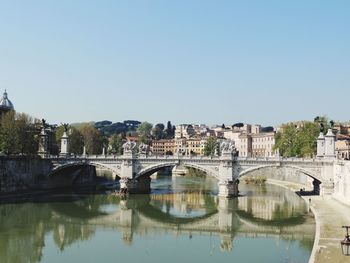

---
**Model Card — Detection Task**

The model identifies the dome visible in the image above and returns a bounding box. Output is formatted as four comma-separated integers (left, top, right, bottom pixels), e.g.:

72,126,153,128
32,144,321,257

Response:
0,90,14,110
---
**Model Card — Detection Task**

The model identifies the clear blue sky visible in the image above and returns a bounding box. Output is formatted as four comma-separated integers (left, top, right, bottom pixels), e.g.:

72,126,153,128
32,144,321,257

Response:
0,1,349,126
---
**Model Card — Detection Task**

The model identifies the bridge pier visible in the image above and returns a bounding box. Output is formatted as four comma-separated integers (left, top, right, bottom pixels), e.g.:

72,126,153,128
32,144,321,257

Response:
120,177,151,194
218,179,239,198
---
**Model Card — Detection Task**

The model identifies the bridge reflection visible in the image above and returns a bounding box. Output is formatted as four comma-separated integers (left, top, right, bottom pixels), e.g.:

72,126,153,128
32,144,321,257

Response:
0,185,314,262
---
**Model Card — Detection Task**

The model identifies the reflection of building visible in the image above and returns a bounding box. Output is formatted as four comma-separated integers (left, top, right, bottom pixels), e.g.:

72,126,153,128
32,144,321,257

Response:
0,90,14,117
238,189,305,221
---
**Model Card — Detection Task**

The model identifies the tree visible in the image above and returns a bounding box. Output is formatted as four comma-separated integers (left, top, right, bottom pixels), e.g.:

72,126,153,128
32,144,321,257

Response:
204,137,217,156
313,116,329,132
274,118,328,158
137,122,153,143
16,113,38,155
69,127,84,155
55,125,65,144
79,124,104,155
274,124,298,157
152,123,165,140
137,122,153,137
0,111,38,155
165,121,175,138
262,126,274,133
0,111,19,155
233,123,244,128
109,134,123,155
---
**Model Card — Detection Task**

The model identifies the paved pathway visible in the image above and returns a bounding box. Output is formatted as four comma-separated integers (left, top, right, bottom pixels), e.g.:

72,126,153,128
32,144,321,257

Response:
308,196,350,263
267,179,350,263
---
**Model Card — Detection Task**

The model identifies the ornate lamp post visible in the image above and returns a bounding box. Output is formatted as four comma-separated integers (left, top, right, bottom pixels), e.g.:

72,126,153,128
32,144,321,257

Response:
341,226,350,256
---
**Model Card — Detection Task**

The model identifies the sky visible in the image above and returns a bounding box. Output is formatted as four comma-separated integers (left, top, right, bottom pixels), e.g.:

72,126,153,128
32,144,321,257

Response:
0,0,349,126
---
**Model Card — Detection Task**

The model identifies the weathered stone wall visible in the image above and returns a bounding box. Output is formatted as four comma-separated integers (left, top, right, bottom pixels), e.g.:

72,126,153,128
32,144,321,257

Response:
333,161,350,206
0,157,97,194
241,167,314,189
0,157,53,193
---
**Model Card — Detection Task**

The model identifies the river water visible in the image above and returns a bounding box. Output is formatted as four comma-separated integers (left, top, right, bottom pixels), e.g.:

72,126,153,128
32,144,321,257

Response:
0,176,315,263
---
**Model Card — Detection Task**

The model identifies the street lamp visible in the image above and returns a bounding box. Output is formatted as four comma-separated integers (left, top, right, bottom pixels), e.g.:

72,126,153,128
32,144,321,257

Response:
341,226,350,256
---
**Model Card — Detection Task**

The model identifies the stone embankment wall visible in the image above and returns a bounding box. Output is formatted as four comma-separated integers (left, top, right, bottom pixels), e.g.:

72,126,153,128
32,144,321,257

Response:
333,161,350,206
0,157,97,194
241,166,313,188
0,157,53,193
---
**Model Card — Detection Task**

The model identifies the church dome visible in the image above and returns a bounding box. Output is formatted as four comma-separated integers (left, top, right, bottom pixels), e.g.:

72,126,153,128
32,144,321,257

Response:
0,90,14,110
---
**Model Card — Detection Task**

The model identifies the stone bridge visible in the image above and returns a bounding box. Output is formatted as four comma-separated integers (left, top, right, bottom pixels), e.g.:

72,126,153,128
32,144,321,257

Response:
41,127,341,198
47,153,336,197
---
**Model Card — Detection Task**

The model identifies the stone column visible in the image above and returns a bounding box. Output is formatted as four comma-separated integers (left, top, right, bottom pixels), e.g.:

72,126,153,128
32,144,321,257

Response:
119,177,151,194
60,131,69,157
38,127,49,158
218,179,239,198
324,128,336,158
317,132,325,157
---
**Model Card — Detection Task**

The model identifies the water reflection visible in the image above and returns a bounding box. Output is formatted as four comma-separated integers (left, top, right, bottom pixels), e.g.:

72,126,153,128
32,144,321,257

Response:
0,177,315,263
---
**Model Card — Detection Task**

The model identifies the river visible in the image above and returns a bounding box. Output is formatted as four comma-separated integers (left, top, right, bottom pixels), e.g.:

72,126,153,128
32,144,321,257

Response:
0,175,315,263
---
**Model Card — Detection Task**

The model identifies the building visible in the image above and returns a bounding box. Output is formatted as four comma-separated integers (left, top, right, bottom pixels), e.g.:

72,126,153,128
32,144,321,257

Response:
336,134,350,160
221,123,276,158
251,132,276,157
151,139,175,155
251,124,262,134
333,122,350,136
0,90,14,117
238,133,252,157
187,137,207,156
175,124,196,139
175,138,187,154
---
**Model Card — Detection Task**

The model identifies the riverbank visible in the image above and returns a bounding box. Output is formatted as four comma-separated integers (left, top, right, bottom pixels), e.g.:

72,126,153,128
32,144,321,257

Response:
266,179,350,263
307,196,350,263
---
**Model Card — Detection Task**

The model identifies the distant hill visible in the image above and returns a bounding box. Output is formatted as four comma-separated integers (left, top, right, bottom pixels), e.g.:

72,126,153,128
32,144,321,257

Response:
94,120,141,136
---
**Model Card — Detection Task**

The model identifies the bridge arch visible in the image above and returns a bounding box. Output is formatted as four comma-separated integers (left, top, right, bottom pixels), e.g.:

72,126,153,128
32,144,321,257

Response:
238,164,321,182
50,161,121,179
136,162,219,180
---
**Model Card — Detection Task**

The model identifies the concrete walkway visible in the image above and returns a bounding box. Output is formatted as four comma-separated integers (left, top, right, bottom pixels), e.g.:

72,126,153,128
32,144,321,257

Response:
307,196,350,263
267,179,350,263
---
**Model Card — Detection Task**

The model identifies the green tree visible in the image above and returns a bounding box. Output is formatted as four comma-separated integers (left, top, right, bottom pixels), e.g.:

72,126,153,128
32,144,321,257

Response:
295,122,319,157
274,118,329,158
109,134,123,155
137,122,153,144
137,122,153,137
0,111,19,154
0,111,38,155
274,124,298,157
152,123,165,140
165,121,175,138
16,113,38,155
55,125,65,145
204,137,217,156
69,127,84,155
79,124,104,155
